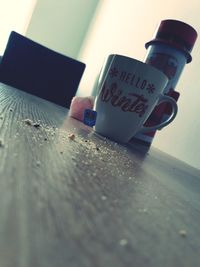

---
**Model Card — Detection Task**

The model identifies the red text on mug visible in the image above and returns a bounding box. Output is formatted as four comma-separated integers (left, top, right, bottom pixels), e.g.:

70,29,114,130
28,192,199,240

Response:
100,82,149,117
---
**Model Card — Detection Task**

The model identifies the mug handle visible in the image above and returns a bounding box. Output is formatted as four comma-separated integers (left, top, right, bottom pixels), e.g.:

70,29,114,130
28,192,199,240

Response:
138,95,178,133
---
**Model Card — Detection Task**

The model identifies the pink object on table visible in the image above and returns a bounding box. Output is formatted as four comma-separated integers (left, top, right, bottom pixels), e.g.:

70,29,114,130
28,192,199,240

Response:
69,96,95,122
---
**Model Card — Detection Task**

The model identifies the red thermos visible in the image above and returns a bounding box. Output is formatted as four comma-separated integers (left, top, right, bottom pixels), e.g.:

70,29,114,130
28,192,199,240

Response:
132,19,198,145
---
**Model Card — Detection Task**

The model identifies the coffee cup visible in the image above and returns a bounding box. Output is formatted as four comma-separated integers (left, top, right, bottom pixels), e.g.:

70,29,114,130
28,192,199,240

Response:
93,54,178,143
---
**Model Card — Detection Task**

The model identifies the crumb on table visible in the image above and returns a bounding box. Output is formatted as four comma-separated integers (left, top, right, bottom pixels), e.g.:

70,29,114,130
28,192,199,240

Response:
36,161,41,166
119,239,128,246
0,139,4,147
101,195,107,200
23,119,33,126
68,133,75,140
23,119,41,129
179,229,187,237
33,123,41,129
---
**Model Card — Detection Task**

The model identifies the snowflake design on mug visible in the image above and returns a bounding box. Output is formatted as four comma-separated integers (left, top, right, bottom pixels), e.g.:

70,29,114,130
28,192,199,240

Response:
109,67,118,78
146,83,156,94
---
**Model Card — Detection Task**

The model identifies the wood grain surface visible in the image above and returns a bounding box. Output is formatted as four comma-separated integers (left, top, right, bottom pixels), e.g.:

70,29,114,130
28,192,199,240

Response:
0,83,200,267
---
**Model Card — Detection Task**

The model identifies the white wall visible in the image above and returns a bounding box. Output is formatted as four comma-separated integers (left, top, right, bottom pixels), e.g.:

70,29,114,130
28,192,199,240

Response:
26,0,100,58
78,0,200,169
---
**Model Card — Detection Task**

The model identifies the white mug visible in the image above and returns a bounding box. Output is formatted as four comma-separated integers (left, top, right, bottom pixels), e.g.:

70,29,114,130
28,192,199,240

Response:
93,54,178,143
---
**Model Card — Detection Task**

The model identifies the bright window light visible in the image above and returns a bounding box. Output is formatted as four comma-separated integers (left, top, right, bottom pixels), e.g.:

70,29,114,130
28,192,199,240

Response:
0,0,37,54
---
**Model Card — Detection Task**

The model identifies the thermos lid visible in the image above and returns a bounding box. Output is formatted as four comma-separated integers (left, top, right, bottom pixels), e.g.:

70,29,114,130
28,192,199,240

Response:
145,19,198,63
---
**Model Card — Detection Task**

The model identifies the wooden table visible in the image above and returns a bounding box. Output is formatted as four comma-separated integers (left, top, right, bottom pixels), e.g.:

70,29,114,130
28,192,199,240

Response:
0,83,200,267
